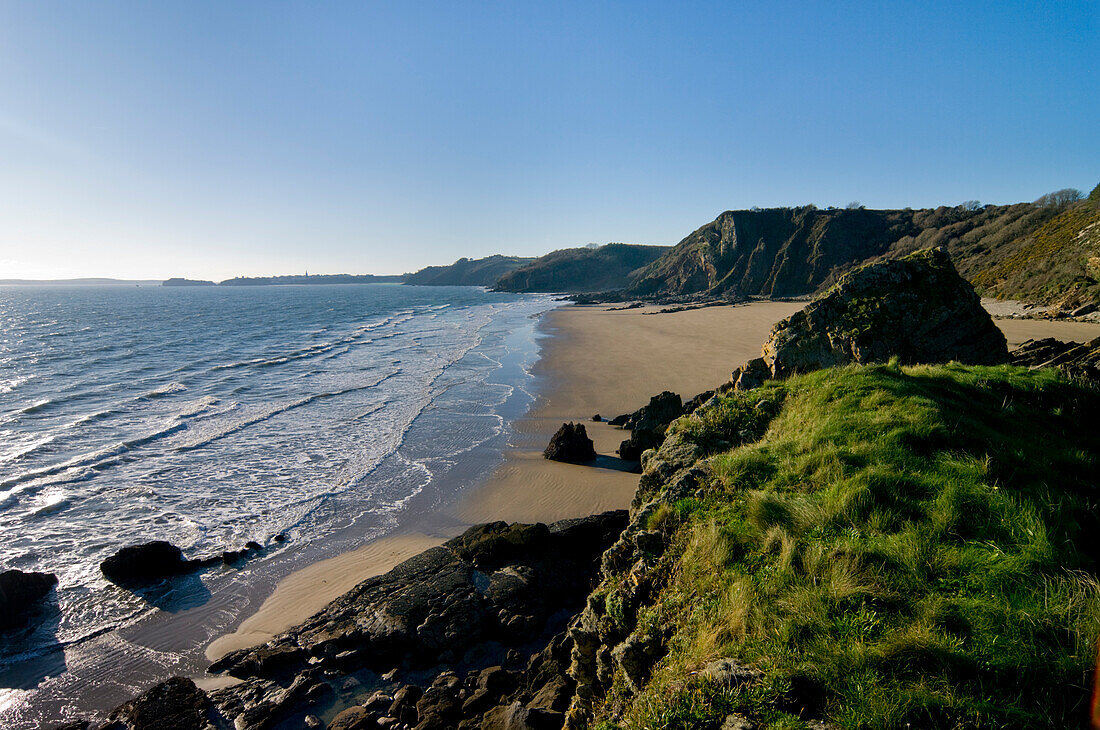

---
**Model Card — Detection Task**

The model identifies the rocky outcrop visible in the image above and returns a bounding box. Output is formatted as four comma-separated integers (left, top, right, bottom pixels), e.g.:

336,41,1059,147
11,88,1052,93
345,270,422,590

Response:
543,423,596,463
211,513,625,682
98,677,219,730
139,513,626,729
0,569,58,630
100,541,207,587
612,391,683,461
758,248,1008,378
1010,337,1100,381
76,515,625,730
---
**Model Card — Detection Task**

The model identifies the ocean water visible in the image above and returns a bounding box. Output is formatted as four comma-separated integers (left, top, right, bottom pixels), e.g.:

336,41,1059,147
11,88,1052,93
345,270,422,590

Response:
0,283,557,725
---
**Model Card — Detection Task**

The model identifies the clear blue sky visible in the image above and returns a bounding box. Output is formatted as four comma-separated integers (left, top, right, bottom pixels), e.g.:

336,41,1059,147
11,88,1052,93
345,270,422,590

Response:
0,1,1096,280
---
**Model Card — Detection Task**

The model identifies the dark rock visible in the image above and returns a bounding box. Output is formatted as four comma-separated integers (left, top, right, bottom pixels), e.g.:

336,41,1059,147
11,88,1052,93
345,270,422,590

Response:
208,644,307,679
209,512,627,681
415,673,462,729
273,534,287,543
1070,303,1098,317
543,423,596,463
245,541,263,552
328,706,374,730
51,723,90,730
1010,337,1100,381
103,677,214,730
480,701,563,730
478,666,519,696
731,357,770,391
761,248,1009,377
591,414,601,422
0,569,57,630
447,522,551,571
607,413,629,427
683,390,714,414
615,391,683,461
100,541,198,587
388,685,423,726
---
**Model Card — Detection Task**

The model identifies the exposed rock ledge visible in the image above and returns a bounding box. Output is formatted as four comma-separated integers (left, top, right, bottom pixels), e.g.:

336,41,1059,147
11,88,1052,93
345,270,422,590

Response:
71,511,626,730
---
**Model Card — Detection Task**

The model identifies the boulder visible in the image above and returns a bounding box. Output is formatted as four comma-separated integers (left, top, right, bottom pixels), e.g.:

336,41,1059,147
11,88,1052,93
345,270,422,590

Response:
543,423,596,463
0,569,57,630
615,391,683,461
100,541,199,587
731,358,770,392
761,248,1009,377
480,701,563,730
103,677,213,730
328,706,374,730
388,685,423,726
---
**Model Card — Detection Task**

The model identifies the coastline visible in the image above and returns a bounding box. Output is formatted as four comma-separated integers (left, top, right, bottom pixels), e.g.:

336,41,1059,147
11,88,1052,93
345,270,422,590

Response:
207,300,809,659
204,300,1100,663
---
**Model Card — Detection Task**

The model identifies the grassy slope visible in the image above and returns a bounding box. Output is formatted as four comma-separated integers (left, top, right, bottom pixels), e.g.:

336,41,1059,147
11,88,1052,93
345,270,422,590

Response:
494,244,671,293
403,255,536,286
594,365,1100,729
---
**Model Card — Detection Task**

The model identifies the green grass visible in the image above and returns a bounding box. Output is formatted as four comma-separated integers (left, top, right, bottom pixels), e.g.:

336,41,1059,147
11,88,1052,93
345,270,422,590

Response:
596,364,1100,729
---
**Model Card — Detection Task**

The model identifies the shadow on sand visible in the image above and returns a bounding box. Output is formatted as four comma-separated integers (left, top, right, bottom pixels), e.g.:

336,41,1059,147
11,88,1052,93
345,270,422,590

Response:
126,571,212,614
590,454,643,473
0,592,66,689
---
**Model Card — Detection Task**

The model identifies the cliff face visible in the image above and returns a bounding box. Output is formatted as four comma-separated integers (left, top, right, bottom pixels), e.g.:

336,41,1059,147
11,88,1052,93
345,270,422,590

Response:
493,244,670,293
629,206,925,298
628,190,1100,307
403,255,536,287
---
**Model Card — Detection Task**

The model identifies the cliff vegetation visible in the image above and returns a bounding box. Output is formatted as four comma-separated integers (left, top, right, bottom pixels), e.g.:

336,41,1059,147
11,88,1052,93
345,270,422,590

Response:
494,244,670,293
403,255,536,287
578,364,1100,729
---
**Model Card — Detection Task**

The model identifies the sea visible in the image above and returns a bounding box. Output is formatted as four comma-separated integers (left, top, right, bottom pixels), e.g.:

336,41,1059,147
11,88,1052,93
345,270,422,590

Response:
0,283,558,727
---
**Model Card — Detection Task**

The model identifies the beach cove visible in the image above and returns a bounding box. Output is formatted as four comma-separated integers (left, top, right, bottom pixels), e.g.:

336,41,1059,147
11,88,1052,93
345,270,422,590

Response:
205,299,1100,662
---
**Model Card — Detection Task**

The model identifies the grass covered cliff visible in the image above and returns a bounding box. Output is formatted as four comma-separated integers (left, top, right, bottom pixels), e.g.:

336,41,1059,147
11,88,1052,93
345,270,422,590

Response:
571,363,1100,729
494,244,671,293
403,255,537,287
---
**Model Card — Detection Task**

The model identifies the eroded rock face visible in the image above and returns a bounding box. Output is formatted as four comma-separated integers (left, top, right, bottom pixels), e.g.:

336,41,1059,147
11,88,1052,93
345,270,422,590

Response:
0,569,57,631
761,248,1008,377
543,423,597,463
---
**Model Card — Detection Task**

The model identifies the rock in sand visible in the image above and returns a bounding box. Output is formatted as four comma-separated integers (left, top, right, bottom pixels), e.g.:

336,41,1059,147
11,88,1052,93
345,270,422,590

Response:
543,422,597,463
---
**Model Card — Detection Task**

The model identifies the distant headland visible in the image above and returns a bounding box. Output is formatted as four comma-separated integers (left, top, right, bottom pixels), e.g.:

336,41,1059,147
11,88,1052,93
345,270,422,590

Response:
164,274,405,287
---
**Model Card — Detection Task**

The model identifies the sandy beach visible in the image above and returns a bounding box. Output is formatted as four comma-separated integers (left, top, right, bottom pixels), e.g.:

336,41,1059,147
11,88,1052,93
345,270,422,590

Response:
207,300,805,658
206,301,1100,660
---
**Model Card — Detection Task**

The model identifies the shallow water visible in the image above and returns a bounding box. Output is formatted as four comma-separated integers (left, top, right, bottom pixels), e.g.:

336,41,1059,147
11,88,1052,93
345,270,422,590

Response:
0,283,557,726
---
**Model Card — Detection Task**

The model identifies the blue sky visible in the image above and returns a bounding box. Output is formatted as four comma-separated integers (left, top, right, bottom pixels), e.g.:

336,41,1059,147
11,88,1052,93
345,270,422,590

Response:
0,1,1096,280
